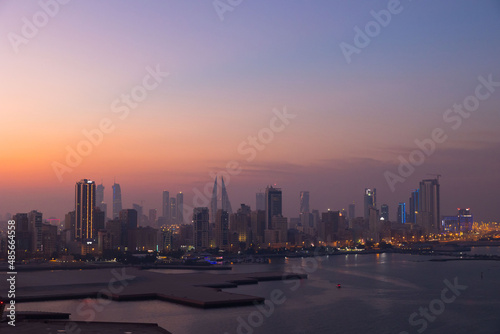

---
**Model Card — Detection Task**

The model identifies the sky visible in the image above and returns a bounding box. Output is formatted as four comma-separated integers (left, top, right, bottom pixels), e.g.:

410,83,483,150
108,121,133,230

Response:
0,0,499,223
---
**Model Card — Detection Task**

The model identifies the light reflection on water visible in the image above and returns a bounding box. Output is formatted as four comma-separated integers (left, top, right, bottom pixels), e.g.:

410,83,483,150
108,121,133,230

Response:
17,248,500,334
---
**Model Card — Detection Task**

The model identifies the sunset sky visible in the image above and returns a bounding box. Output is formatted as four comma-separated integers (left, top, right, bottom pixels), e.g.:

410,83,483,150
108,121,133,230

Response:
1,0,499,222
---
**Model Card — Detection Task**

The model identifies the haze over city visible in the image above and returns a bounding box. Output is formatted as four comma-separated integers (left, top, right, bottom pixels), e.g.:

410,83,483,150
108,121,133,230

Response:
1,0,499,222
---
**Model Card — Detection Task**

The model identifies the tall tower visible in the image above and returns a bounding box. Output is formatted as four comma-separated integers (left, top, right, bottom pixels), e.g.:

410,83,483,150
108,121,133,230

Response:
348,203,355,220
256,192,265,211
299,191,310,214
96,183,107,218
381,204,389,221
211,177,218,224
265,185,282,229
221,176,233,215
364,188,376,221
397,203,406,224
418,179,440,234
215,209,229,250
28,210,43,252
169,198,177,224
162,191,170,220
176,192,184,224
193,207,210,250
409,189,419,223
112,182,122,219
76,179,96,241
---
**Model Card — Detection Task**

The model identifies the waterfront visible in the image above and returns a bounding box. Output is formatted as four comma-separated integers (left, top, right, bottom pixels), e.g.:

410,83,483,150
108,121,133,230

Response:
13,248,500,334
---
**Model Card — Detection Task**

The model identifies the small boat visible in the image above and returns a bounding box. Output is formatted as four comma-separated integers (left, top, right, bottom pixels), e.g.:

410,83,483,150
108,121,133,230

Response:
337,284,341,288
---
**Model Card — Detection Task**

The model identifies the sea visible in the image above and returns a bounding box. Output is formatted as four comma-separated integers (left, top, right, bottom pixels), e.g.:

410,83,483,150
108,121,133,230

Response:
17,247,500,334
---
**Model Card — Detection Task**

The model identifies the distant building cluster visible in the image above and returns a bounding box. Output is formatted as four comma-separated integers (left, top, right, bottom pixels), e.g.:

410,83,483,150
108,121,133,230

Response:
0,176,488,261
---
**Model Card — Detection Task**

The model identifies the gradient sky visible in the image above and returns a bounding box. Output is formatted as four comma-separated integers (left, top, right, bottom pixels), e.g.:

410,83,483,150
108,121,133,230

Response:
1,0,499,222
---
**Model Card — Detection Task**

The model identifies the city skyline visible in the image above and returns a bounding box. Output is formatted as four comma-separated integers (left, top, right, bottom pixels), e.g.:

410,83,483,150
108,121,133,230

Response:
1,1,499,223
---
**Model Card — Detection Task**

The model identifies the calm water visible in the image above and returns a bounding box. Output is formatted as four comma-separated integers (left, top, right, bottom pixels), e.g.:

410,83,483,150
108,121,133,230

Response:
18,248,500,334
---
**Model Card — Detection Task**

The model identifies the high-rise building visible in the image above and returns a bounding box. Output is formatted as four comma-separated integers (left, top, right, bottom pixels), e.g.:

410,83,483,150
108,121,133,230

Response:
28,210,43,252
112,182,122,219
265,185,282,229
256,192,265,211
76,179,96,242
300,191,310,214
96,183,107,218
13,213,30,254
409,189,419,223
162,191,169,220
418,179,440,234
320,210,340,242
215,209,229,250
368,207,380,242
364,188,376,221
96,183,104,206
119,208,138,241
64,211,76,242
193,207,209,250
149,209,157,225
230,204,251,246
176,192,184,224
169,198,177,224
221,176,233,215
348,203,355,220
211,177,218,224
397,203,406,224
458,208,473,232
381,204,389,221
133,204,143,226
251,210,266,245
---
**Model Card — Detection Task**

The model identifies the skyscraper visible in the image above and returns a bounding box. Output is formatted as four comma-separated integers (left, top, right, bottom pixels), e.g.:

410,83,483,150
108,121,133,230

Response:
221,176,233,214
364,188,376,221
76,179,96,241
119,209,138,230
256,192,265,211
169,198,177,224
96,183,107,217
133,203,143,226
348,203,355,220
215,209,229,250
112,182,122,219
149,208,157,225
28,210,43,252
176,192,184,224
265,185,282,229
418,179,440,234
300,191,310,214
409,189,419,223
193,207,209,250
211,177,218,224
397,202,406,224
381,204,389,221
162,191,170,219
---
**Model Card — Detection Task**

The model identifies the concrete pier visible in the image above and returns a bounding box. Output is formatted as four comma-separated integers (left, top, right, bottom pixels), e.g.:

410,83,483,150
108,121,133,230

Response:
0,268,306,308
